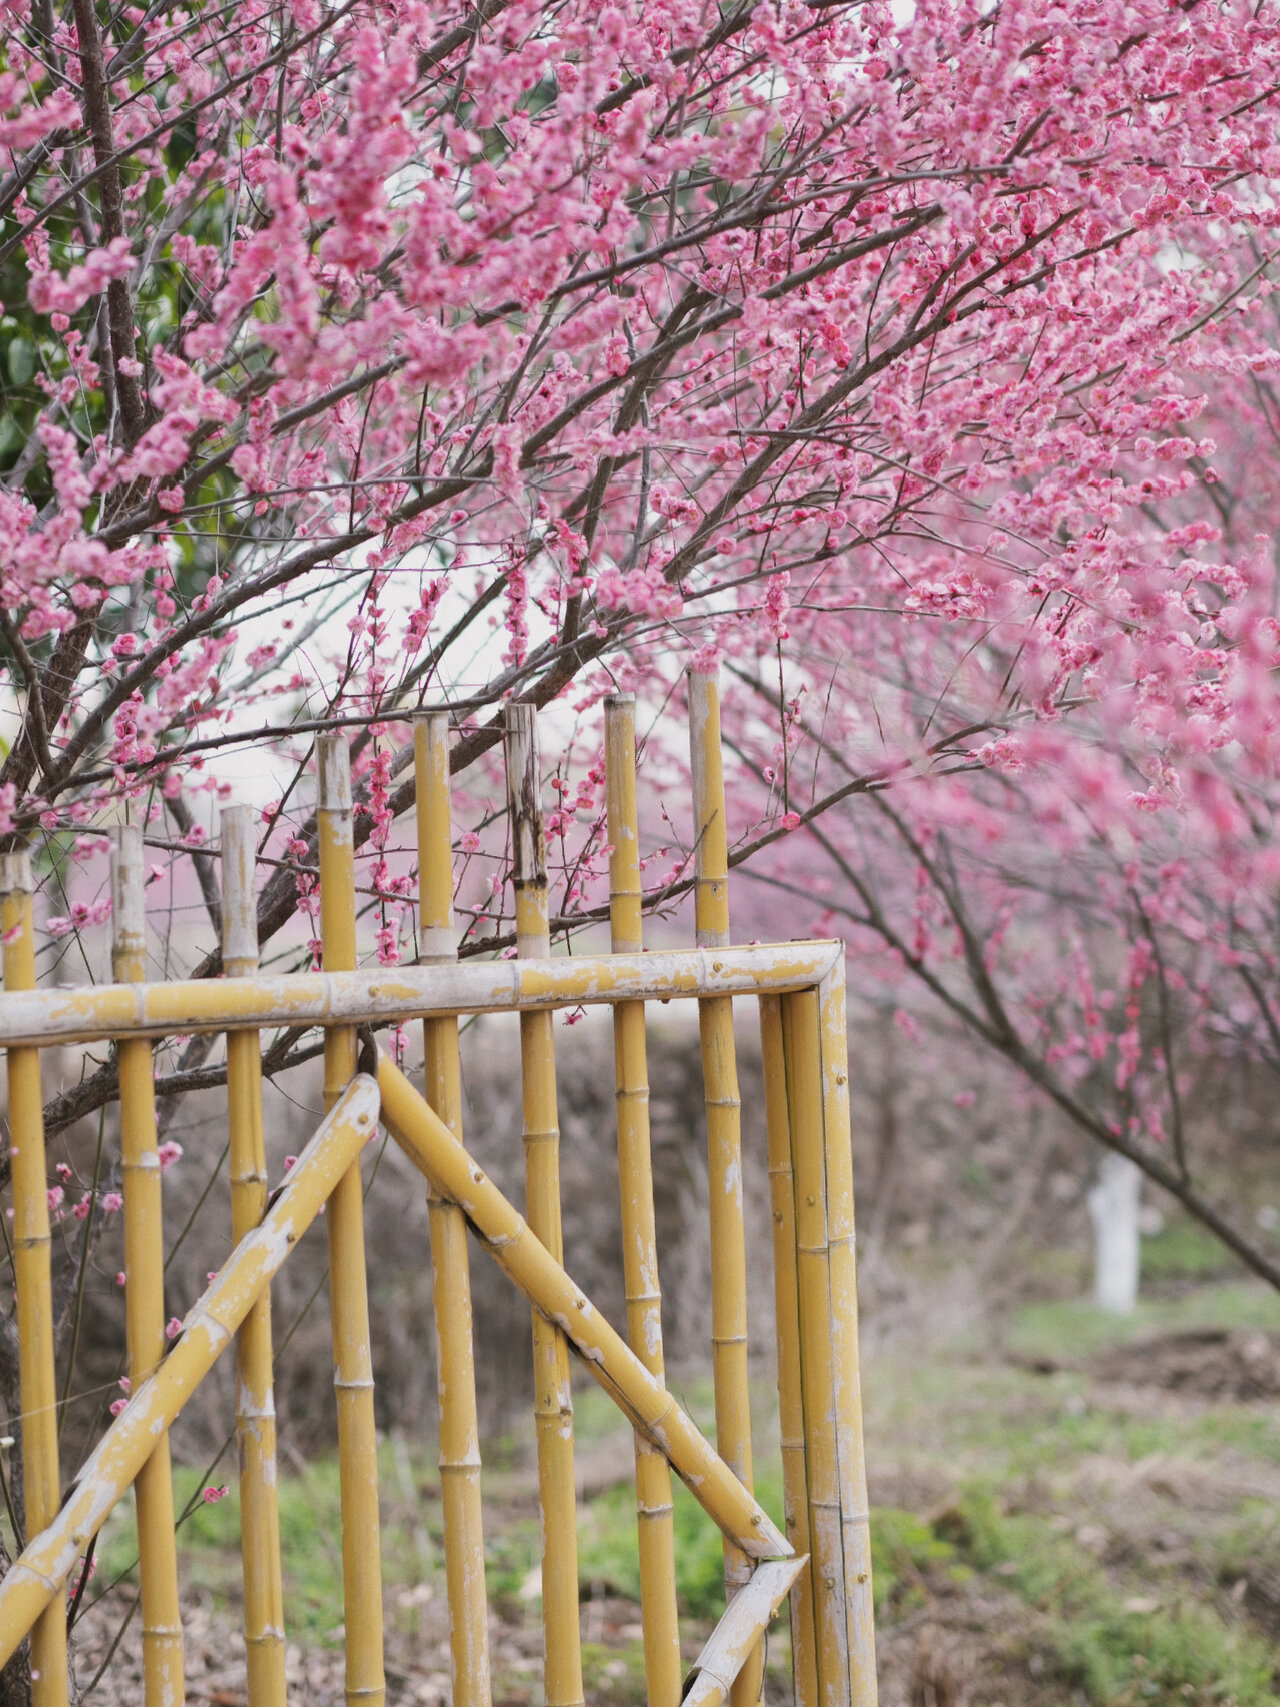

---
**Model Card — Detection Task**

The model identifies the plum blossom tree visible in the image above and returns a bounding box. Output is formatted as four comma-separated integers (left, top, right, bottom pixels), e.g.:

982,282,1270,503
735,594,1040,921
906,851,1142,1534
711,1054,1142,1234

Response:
719,287,1280,1291
2,0,1280,1286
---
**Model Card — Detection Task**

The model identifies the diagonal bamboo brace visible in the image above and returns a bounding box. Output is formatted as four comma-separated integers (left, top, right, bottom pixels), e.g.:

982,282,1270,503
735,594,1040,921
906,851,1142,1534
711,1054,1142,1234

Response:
0,1075,381,1668
375,1054,791,1561
683,1557,810,1707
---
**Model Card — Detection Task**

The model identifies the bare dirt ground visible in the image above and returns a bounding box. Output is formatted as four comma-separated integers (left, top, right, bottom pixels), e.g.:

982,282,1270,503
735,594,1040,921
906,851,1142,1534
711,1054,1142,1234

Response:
1088,1328,1280,1402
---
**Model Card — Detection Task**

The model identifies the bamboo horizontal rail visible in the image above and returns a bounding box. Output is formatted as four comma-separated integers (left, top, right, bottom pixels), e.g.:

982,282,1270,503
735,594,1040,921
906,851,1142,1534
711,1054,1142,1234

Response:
0,1076,381,1667
0,942,843,1047
375,1052,792,1562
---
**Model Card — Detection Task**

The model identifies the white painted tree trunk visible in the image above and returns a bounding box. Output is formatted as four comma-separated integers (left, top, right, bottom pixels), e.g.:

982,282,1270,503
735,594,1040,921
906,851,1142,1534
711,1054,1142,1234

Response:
1088,1152,1142,1314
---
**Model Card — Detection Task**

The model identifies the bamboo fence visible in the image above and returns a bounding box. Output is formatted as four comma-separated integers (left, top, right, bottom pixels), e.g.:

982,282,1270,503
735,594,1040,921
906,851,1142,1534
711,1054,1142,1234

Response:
0,680,877,1707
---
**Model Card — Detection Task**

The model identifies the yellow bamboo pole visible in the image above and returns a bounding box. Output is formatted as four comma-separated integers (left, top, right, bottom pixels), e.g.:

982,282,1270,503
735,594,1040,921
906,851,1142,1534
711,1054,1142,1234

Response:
604,694,681,1707
0,941,844,1049
374,1053,791,1562
782,990,850,1707
687,668,762,1707
816,961,876,1705
414,713,491,1707
112,825,185,1707
504,702,584,1707
220,807,287,1707
0,853,68,1707
759,995,819,1707
316,736,385,1707
0,1079,381,1666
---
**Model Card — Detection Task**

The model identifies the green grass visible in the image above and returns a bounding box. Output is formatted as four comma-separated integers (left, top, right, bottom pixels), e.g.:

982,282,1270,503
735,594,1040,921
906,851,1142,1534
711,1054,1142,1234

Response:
1004,1278,1280,1362
1140,1221,1248,1286
945,1491,1277,1705
95,1449,435,1640
869,1508,968,1615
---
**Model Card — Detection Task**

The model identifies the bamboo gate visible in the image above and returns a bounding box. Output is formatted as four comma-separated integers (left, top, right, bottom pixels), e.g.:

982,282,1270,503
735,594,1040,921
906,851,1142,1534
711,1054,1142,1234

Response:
0,672,876,1707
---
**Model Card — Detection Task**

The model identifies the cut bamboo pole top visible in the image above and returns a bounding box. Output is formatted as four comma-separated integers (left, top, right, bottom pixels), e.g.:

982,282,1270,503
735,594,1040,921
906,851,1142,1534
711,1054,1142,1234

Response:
110,823,148,983
415,711,457,963
220,805,259,974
